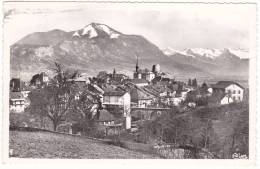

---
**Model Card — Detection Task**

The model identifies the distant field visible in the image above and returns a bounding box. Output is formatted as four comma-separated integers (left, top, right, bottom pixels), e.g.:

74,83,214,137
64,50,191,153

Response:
9,131,160,159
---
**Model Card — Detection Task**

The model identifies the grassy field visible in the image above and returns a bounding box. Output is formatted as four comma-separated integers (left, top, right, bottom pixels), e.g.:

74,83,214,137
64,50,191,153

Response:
9,130,160,159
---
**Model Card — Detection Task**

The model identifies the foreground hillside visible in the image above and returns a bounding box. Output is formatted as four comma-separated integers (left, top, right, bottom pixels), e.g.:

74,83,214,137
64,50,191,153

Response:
9,131,160,159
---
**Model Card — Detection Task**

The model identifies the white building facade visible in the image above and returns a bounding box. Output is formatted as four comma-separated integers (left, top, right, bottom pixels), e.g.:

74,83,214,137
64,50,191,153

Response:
224,84,244,102
212,81,244,104
103,91,131,129
10,98,25,113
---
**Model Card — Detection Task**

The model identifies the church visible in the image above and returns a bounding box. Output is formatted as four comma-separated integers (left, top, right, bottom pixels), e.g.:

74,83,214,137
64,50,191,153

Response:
133,55,161,82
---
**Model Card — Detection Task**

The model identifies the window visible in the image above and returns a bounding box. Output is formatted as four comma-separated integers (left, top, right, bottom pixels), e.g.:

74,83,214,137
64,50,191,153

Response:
238,96,241,101
111,96,119,103
104,96,109,103
238,90,241,94
233,96,236,101
233,90,236,94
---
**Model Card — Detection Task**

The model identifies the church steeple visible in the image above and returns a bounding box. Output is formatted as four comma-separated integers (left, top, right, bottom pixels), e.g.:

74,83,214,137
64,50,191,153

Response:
135,54,139,72
113,68,116,78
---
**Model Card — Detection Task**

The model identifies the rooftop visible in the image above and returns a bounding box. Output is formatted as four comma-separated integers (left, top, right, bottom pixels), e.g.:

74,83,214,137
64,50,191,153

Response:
131,87,155,102
67,76,89,82
88,84,104,94
10,92,24,100
212,81,244,89
103,91,127,96
130,79,149,84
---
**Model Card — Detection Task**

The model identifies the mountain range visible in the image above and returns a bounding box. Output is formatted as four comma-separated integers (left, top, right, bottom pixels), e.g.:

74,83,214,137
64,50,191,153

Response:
10,23,249,81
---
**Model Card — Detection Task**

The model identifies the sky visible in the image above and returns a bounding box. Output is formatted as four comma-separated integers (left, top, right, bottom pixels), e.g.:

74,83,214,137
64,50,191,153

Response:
4,2,256,50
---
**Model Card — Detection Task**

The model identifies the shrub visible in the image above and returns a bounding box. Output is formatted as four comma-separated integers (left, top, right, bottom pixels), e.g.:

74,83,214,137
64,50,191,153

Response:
9,112,27,128
9,110,53,130
106,135,124,147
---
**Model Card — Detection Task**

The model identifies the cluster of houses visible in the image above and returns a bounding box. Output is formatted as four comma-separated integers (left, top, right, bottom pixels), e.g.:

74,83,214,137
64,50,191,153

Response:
9,60,245,134
10,78,32,113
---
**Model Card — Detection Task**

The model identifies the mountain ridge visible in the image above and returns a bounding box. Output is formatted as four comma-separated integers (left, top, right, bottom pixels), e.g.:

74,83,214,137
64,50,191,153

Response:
162,47,249,60
10,23,248,81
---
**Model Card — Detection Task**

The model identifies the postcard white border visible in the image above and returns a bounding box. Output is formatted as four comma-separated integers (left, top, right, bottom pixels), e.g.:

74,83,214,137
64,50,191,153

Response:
0,0,258,169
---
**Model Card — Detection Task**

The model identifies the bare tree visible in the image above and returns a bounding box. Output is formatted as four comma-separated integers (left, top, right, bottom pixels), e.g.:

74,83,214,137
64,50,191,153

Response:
29,63,78,131
72,90,102,125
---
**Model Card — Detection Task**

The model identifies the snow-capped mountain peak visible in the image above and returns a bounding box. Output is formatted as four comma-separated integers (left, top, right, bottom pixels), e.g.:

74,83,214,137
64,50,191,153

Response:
163,47,195,58
185,48,223,59
81,24,98,38
72,31,80,37
162,47,179,55
73,23,120,39
97,24,120,39
226,48,249,59
163,47,249,59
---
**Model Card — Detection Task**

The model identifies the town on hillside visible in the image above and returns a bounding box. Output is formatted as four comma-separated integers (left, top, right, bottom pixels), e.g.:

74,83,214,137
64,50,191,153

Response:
9,59,249,159
6,2,253,160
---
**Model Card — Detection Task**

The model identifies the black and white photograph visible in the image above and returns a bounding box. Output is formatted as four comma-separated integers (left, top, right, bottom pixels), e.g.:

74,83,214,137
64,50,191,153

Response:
1,0,257,164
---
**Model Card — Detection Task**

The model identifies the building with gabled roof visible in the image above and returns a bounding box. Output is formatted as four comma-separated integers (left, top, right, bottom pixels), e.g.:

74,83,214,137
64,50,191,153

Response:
87,84,104,95
128,78,149,87
67,74,90,90
10,78,21,92
142,86,160,97
212,81,244,90
130,87,156,108
103,91,127,97
208,92,234,105
102,90,131,129
151,76,171,85
30,72,49,88
212,81,244,102
111,69,129,83
10,92,26,113
133,56,156,82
